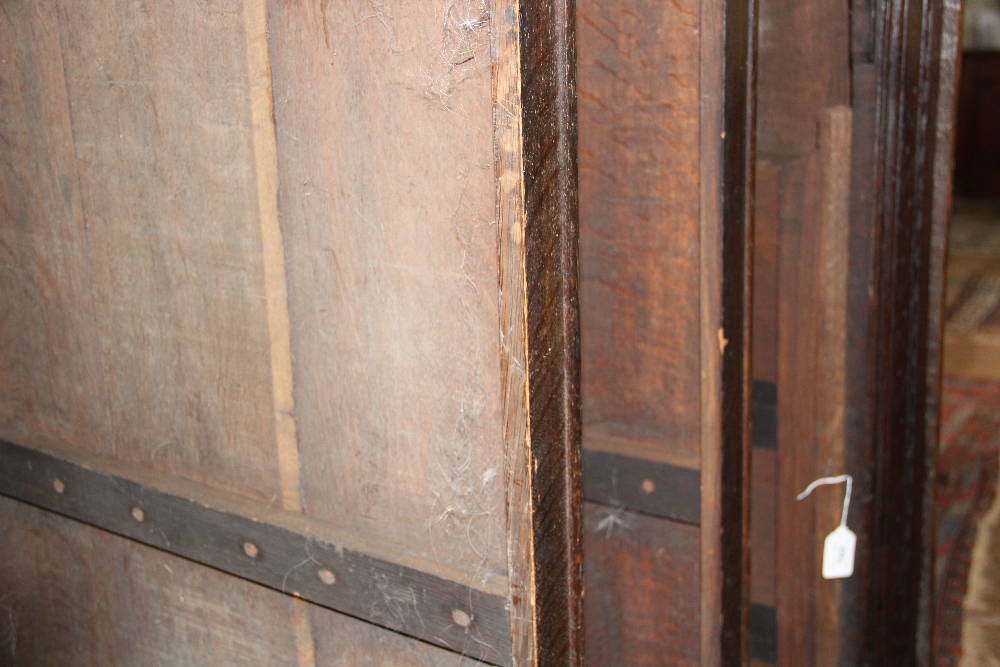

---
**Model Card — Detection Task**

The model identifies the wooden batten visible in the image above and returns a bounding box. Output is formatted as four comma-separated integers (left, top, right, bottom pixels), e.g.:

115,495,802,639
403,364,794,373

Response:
0,434,513,665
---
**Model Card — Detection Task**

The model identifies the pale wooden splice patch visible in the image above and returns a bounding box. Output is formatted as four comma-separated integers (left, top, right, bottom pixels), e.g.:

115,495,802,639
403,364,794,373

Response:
243,0,302,515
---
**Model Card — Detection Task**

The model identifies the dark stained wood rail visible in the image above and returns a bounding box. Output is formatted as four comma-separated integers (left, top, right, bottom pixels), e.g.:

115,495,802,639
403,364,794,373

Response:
519,0,585,664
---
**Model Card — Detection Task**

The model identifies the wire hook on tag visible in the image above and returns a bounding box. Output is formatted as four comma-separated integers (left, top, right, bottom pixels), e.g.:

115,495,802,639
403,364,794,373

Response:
797,474,853,527
797,474,856,579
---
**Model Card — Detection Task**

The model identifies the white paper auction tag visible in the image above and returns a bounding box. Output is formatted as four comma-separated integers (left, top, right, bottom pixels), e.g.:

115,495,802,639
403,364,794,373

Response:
822,524,857,579
797,474,856,580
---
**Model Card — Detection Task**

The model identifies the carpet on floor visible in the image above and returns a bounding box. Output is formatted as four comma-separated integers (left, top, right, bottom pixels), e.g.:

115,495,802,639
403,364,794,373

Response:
935,376,1000,666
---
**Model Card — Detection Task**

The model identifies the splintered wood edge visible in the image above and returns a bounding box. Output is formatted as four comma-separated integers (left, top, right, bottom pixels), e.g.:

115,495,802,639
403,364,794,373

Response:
493,0,537,664
0,435,512,667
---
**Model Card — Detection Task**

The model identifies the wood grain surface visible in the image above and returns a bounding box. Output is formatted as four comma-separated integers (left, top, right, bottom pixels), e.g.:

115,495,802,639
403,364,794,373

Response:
266,0,506,577
57,0,283,498
0,0,111,451
578,0,702,462
518,0,585,662
0,0,285,501
583,503,700,667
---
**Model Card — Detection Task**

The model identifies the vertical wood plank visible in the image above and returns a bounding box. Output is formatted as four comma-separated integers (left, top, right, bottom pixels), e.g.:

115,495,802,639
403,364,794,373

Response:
49,0,284,500
0,0,112,453
518,0,584,662
583,504,701,667
699,0,725,658
578,0,703,464
813,106,852,667
266,0,507,577
775,151,822,666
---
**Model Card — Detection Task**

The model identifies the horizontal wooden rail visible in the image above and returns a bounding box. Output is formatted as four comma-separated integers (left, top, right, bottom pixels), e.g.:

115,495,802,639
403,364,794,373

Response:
582,449,701,524
0,435,511,666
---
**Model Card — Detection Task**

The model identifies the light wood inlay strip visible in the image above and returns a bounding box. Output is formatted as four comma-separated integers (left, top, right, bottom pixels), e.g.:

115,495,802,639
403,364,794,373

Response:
243,0,302,516
242,4,312,662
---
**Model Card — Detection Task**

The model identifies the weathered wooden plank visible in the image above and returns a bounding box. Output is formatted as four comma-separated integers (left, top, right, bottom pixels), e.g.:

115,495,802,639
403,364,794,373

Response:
266,0,507,579
0,495,304,666
0,436,511,666
44,0,284,500
0,496,490,667
308,605,491,667
583,503,701,666
0,0,111,453
775,151,823,667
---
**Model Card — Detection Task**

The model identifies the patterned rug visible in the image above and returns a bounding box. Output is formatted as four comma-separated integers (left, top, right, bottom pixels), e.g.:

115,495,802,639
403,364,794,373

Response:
935,376,1000,666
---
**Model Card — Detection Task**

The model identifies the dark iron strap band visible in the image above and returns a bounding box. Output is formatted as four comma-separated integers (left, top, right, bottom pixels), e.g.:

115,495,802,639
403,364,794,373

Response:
0,438,512,667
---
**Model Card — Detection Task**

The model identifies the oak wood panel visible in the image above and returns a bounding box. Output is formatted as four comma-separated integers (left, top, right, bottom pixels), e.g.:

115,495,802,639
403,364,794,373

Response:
583,503,700,667
266,0,506,575
756,0,851,663
861,0,960,662
578,0,702,462
0,0,111,454
0,496,486,667
50,0,282,500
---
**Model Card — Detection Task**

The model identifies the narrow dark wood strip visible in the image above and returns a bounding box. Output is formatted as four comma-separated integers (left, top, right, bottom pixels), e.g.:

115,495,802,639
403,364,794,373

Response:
861,0,957,662
0,439,511,667
752,379,777,450
750,604,777,664
718,0,758,660
519,0,584,664
582,449,700,524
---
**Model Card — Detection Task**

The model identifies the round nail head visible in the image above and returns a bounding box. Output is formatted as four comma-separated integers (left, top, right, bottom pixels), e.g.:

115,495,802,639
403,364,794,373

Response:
641,479,655,494
243,542,259,558
131,507,145,522
318,568,336,585
452,609,471,628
